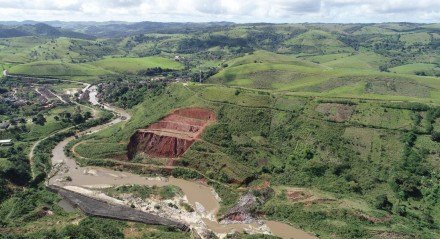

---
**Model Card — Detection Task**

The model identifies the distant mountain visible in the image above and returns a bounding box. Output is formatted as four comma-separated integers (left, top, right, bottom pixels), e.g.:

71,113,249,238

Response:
0,23,95,39
0,21,235,38
53,21,235,38
0,21,436,40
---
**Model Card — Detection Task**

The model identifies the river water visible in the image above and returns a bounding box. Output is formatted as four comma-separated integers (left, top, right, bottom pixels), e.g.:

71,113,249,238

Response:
48,84,317,239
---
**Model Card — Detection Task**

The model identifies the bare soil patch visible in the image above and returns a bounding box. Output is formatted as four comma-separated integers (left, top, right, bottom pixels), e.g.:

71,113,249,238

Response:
127,108,216,159
286,188,336,205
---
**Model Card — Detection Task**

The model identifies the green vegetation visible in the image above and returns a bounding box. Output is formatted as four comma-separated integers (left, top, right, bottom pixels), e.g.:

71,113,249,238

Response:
27,106,90,141
79,83,440,238
1,215,191,239
209,51,440,104
9,60,113,76
90,56,183,74
1,22,440,239
105,185,183,200
390,63,440,77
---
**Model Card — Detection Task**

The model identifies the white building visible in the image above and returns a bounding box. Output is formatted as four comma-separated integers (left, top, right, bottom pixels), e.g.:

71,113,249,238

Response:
0,139,12,146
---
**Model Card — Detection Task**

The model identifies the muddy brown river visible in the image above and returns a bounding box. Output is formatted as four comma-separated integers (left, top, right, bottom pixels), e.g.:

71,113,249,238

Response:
48,84,317,239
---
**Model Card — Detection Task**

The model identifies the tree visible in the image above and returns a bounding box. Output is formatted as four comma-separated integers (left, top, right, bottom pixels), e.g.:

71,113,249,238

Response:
9,119,17,126
84,111,92,120
432,131,440,142
32,114,46,126
0,178,9,203
73,113,85,124
374,194,393,212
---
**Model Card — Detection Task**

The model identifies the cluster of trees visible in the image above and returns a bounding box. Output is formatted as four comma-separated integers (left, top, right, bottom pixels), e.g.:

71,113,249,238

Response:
137,67,173,76
31,108,93,126
98,79,166,109
426,107,440,142
189,67,219,83
337,34,360,51
0,103,15,116
32,114,46,126
54,107,92,125
177,35,250,54
390,132,425,200
0,146,31,188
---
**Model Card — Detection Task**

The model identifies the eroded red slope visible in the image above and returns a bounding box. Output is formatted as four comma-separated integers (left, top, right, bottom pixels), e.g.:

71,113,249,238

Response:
127,108,216,159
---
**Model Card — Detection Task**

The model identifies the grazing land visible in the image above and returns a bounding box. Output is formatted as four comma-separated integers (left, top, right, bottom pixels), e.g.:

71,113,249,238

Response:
90,56,183,74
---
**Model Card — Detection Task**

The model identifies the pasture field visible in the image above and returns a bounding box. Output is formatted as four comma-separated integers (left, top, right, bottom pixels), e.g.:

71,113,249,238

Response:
209,51,440,104
74,141,126,159
191,84,273,108
390,63,440,76
8,61,113,76
26,105,92,141
283,29,354,54
90,56,183,74
0,36,48,63
299,52,352,64
322,52,387,70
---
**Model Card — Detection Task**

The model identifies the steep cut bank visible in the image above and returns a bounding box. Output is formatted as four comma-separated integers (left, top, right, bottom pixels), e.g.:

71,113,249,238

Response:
127,108,216,159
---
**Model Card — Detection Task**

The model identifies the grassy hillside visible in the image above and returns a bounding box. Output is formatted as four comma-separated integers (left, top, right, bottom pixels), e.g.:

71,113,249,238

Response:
0,36,48,63
284,29,354,55
209,51,440,104
390,63,440,77
90,56,183,74
208,50,324,89
70,82,440,239
321,52,387,70
8,61,113,76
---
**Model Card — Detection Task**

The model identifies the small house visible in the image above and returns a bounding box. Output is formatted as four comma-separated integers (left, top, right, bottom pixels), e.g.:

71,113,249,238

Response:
0,139,12,146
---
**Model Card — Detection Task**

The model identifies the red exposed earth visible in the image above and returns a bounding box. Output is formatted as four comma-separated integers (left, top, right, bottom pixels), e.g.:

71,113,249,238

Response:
127,108,216,159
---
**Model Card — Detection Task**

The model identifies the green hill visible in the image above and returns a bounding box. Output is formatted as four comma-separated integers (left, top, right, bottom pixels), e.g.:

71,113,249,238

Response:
9,61,113,76
284,30,354,54
90,56,183,74
390,63,440,77
209,51,440,104
208,50,324,89
75,82,440,239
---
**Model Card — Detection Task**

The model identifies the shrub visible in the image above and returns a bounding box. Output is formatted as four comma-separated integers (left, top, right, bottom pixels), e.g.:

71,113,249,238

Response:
431,131,440,142
374,194,393,212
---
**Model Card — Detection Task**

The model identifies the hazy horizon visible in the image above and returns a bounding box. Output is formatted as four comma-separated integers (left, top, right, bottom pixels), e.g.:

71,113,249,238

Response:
1,20,438,24
0,0,438,23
